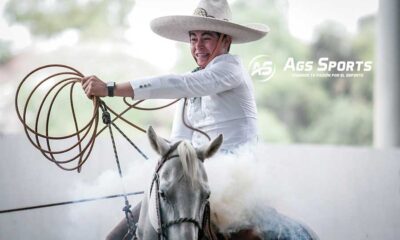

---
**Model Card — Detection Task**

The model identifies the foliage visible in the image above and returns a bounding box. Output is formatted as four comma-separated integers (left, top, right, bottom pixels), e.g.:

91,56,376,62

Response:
0,40,12,64
257,108,292,143
4,0,135,39
300,98,373,145
350,16,375,102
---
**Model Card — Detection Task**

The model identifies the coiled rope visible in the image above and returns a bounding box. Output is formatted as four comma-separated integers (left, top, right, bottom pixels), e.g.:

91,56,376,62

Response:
15,64,180,172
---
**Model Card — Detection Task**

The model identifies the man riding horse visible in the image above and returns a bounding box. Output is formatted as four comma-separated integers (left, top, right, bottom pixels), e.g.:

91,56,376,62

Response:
81,0,269,239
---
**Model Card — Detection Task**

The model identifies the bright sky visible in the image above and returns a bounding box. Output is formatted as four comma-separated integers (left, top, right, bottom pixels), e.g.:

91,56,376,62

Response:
0,0,378,68
288,0,378,41
124,0,195,69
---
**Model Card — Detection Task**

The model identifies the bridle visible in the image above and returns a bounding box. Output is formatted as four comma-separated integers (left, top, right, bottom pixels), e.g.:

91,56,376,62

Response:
145,141,216,240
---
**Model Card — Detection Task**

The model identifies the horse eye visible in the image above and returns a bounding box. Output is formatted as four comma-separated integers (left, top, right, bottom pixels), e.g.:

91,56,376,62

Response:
158,190,167,199
205,192,211,199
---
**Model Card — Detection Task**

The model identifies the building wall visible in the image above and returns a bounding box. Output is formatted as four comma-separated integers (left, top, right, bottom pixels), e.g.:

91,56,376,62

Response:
0,134,399,239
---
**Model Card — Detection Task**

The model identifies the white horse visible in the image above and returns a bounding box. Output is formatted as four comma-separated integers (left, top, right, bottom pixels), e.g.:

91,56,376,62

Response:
129,126,319,240
135,126,221,240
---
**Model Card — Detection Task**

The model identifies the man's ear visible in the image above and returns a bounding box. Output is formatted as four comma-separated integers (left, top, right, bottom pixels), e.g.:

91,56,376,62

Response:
223,35,232,53
197,134,223,161
147,126,170,156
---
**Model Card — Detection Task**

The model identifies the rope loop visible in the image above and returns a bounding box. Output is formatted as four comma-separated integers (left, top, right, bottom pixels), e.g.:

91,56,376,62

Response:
15,64,179,172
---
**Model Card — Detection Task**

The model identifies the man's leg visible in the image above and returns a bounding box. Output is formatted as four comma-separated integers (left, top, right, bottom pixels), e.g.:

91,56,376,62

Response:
106,202,142,240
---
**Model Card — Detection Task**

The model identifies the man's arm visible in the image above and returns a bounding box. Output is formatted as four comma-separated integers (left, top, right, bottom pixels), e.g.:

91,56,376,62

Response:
81,75,134,98
130,57,242,100
81,55,241,100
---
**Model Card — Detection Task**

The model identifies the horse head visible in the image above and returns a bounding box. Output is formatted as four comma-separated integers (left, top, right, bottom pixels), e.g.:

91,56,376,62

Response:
137,126,223,240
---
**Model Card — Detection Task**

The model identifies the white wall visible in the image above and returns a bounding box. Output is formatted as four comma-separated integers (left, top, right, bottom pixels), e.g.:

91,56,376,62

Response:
0,134,399,239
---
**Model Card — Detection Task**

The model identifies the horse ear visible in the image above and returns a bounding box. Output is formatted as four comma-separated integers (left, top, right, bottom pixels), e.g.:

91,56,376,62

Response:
147,126,170,156
197,134,223,161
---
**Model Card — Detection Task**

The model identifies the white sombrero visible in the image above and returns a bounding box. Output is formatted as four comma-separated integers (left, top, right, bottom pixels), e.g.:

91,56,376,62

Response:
150,0,269,44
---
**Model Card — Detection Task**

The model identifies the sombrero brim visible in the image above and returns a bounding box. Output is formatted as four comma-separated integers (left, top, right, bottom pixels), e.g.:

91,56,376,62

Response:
150,15,269,44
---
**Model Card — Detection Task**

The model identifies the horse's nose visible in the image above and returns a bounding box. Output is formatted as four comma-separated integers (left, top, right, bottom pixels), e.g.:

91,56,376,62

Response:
169,222,198,240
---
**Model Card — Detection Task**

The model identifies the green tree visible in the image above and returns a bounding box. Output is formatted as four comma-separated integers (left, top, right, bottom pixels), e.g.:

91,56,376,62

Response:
350,15,375,102
311,21,354,97
295,18,375,145
4,0,135,39
302,98,372,145
0,40,12,64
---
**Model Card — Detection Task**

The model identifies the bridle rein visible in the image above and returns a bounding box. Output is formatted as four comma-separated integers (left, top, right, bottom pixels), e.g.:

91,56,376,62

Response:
143,141,215,240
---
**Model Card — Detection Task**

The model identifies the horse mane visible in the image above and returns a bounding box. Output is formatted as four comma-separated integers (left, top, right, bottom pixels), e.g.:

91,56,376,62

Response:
177,140,200,184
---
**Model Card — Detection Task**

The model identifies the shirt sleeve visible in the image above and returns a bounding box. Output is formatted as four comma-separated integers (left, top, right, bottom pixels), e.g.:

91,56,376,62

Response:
130,55,243,100
169,99,193,143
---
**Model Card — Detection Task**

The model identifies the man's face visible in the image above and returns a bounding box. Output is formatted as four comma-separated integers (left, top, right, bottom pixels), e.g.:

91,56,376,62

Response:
189,31,230,68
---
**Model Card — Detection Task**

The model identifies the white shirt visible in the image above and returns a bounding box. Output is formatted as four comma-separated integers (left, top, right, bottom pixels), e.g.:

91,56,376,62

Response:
130,53,257,150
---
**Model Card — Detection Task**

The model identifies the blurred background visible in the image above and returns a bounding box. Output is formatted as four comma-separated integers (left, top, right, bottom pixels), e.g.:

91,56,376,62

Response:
1,0,400,240
0,0,378,145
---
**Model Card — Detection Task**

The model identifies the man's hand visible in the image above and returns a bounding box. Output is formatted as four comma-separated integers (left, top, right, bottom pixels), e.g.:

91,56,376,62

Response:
81,75,107,98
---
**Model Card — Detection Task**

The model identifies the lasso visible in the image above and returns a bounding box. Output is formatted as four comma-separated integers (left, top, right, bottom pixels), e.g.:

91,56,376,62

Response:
15,64,179,172
6,64,211,220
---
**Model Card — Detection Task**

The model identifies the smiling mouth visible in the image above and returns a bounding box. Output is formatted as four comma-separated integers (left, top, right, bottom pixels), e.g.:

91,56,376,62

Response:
196,53,209,60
